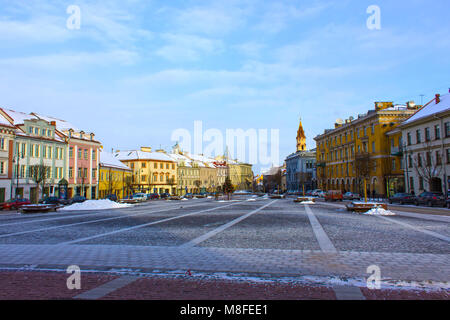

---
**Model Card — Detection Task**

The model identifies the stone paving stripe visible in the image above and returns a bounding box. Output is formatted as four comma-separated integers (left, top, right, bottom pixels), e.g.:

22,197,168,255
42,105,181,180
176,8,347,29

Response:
0,202,197,227
304,204,338,253
0,202,217,239
180,200,278,248
377,216,450,243
74,275,139,300
332,285,366,300
394,211,450,223
58,202,242,245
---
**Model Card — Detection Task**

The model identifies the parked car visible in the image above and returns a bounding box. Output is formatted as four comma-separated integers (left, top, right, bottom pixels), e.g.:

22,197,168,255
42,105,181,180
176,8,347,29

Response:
1,198,31,211
40,197,61,205
312,189,323,197
70,196,87,204
343,192,361,201
183,193,193,199
305,190,313,196
447,197,450,209
414,192,446,207
105,194,118,202
147,193,160,200
388,193,416,205
325,190,343,202
132,193,147,202
317,191,326,198
160,193,171,199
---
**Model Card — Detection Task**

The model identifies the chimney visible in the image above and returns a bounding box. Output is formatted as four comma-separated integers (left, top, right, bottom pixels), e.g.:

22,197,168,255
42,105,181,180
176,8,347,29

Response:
436,94,441,104
50,121,56,127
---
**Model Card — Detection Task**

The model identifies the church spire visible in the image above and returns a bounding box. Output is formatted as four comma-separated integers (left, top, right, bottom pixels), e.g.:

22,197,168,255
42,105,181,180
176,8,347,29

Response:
296,118,306,152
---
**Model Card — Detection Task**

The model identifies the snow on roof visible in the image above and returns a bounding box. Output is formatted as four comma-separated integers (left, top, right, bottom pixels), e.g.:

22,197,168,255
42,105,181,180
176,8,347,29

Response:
1,109,38,125
32,113,81,132
115,150,174,162
404,94,450,125
100,151,131,171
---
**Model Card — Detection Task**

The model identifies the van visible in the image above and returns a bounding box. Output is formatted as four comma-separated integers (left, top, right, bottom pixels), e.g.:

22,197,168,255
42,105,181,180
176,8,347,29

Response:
325,190,343,202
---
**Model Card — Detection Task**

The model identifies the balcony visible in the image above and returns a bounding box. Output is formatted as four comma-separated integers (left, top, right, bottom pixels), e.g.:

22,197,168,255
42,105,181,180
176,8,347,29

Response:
391,146,403,157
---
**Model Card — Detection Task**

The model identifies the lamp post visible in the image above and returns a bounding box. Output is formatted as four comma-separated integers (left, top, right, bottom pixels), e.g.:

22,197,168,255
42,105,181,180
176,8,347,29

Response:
12,151,24,199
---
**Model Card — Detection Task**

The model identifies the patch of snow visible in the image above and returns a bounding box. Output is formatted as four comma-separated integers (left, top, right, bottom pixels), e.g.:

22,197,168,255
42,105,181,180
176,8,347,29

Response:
247,199,256,202
364,207,396,216
58,199,133,211
301,201,315,205
181,198,189,201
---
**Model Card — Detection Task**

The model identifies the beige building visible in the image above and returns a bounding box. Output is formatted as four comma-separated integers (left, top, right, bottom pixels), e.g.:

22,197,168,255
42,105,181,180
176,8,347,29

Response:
115,147,177,194
0,120,16,202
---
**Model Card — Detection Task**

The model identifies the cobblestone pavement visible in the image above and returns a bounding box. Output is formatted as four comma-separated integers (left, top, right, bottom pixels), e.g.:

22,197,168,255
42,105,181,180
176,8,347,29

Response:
0,196,449,299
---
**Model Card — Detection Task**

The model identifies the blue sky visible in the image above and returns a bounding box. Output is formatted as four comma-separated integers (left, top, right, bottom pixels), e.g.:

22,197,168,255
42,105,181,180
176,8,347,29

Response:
0,0,449,174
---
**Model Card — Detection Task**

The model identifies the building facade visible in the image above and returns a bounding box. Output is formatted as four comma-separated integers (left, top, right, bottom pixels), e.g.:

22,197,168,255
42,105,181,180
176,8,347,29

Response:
115,148,178,194
398,94,450,195
0,121,16,202
99,150,132,200
314,101,419,197
0,109,67,203
285,119,317,193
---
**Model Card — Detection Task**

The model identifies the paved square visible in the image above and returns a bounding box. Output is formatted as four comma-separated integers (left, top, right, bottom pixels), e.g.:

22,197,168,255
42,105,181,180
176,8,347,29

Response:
0,195,449,299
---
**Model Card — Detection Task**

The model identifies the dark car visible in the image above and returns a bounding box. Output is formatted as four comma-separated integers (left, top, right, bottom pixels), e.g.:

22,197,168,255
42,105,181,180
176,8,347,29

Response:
159,193,171,199
1,198,32,211
147,193,159,200
105,194,118,202
388,193,416,205
70,196,87,204
343,192,361,201
183,193,193,199
41,197,61,205
415,192,446,207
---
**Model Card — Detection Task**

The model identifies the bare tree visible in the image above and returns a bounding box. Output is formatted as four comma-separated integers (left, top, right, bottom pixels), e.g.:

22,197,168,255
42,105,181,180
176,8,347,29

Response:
105,168,121,196
412,143,444,192
354,152,375,199
29,163,51,201
124,175,134,198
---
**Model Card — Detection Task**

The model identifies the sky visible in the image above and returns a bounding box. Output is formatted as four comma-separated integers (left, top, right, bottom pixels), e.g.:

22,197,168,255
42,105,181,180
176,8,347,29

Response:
0,0,449,174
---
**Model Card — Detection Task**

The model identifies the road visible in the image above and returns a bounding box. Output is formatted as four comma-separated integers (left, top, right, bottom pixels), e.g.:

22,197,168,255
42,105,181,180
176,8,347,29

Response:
0,195,448,300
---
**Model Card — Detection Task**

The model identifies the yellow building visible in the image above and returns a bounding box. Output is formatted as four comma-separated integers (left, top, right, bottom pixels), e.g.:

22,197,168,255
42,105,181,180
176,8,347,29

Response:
215,154,253,191
115,147,177,194
99,150,132,199
314,101,420,197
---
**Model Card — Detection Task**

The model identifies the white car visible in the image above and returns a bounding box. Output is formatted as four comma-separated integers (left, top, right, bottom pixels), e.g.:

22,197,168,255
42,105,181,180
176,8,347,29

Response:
132,193,147,202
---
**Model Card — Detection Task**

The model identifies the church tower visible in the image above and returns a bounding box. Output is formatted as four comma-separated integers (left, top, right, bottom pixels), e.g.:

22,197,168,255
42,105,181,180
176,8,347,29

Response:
296,119,306,152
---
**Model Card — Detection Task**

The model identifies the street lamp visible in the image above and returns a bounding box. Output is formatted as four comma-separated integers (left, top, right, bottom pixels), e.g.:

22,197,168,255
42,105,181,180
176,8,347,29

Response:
12,151,25,199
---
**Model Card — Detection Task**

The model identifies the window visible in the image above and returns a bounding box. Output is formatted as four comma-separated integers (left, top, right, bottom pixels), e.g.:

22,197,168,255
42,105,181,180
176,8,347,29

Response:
445,122,450,138
172,164,175,170
160,163,163,169
83,168,87,178
78,149,82,159
42,129,46,136
92,150,96,160
419,177,424,190
447,149,450,164
416,130,421,144
407,132,412,145
69,167,73,179
410,177,414,192
84,149,88,160
166,163,169,169
372,141,376,153
92,169,97,179
392,159,396,171
142,162,147,168
43,146,47,158
48,146,52,159
131,163,134,169
78,168,82,178
69,147,73,158
417,153,422,167
371,124,375,134
29,127,33,134
435,125,441,140
425,127,430,141
426,152,432,167
0,162,4,174
408,155,413,168
34,145,39,158
34,128,39,135
154,163,157,169
0,138,4,150
436,151,442,166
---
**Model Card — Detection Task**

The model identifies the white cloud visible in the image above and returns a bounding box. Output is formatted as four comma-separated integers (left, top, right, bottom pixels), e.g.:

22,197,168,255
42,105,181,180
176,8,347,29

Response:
156,33,224,62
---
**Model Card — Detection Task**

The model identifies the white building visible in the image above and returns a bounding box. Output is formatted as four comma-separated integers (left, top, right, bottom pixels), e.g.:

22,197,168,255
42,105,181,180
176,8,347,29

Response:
399,93,450,195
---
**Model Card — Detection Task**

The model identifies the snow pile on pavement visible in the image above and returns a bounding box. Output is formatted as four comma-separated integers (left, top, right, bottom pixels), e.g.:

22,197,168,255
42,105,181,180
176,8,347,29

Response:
364,207,396,216
247,199,257,202
300,201,315,205
59,199,133,211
